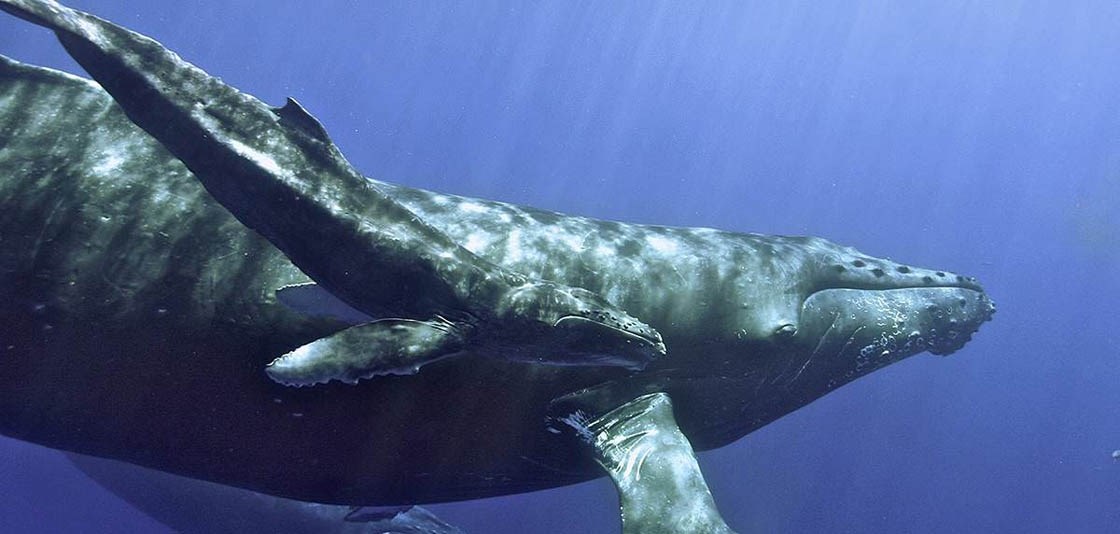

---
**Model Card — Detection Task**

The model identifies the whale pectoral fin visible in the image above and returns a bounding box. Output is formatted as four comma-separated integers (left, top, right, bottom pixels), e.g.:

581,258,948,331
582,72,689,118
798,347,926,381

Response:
275,282,372,324
265,319,468,387
565,393,737,534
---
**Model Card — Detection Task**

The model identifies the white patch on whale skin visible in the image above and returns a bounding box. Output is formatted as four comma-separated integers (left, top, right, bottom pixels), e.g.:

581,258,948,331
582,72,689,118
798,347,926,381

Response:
92,150,125,175
506,228,524,262
463,233,492,254
226,137,283,176
558,233,584,251
645,234,678,255
192,108,302,189
73,16,108,45
459,201,487,214
269,342,321,375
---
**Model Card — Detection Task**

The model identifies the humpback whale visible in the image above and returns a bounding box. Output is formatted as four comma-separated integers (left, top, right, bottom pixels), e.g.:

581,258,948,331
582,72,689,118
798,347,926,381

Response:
2,0,669,386
0,1,994,531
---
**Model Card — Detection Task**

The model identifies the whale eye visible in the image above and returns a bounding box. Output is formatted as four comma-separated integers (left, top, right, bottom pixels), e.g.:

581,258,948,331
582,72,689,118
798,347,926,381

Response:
773,324,797,339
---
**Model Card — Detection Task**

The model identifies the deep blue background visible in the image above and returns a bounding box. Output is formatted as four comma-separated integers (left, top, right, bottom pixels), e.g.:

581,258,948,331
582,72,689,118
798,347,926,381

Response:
2,1,1118,532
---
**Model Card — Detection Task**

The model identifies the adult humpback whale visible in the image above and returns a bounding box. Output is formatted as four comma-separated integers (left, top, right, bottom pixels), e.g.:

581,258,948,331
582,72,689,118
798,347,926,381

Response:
0,0,994,531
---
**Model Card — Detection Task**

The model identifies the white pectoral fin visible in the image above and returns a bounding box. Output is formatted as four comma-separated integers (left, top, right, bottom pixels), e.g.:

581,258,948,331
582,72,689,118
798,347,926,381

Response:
587,393,736,534
265,319,466,387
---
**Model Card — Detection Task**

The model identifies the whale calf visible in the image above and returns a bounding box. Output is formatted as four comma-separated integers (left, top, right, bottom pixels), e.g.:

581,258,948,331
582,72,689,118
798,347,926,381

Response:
0,1,993,531
1,0,667,387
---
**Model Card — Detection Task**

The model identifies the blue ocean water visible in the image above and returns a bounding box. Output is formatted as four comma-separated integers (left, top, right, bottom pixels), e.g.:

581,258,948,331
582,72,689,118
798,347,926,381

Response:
0,1,1117,532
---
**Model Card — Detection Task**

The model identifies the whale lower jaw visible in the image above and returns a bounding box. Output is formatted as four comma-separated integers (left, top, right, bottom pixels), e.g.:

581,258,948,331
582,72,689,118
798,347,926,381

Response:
800,286,995,368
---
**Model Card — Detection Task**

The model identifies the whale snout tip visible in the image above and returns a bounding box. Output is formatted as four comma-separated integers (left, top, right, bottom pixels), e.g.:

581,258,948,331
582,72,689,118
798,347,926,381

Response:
982,291,997,317
926,288,995,356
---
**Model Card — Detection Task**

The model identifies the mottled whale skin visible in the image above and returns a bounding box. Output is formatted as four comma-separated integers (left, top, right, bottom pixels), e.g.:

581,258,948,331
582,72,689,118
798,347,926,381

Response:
0,2,993,507
0,0,670,387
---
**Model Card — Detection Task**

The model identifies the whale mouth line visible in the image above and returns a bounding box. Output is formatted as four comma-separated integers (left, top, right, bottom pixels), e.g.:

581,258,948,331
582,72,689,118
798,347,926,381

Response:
802,286,994,313
805,280,987,302
553,316,668,355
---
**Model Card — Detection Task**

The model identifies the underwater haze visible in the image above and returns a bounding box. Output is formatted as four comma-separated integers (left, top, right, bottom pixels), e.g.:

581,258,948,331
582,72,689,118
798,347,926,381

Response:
1,1,1118,532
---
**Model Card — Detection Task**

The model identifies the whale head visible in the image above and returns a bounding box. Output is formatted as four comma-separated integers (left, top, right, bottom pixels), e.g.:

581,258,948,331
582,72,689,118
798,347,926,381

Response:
491,280,667,370
550,235,995,445
728,235,995,382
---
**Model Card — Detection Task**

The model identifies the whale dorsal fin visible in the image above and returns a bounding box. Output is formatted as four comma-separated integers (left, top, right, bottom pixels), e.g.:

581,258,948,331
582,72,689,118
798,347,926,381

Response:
273,97,332,143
